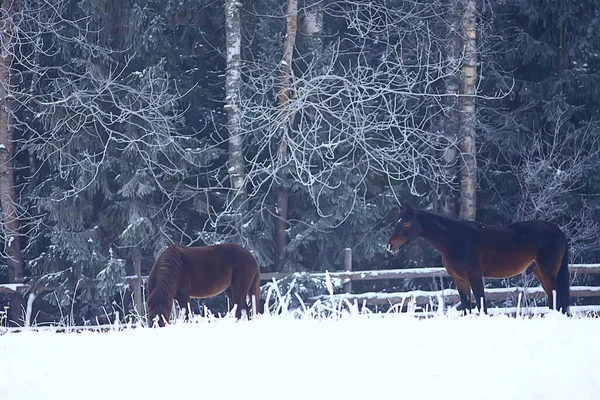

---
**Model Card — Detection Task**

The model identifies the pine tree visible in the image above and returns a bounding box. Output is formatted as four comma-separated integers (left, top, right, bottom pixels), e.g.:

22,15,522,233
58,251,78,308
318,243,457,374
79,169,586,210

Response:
9,0,226,318
479,0,600,261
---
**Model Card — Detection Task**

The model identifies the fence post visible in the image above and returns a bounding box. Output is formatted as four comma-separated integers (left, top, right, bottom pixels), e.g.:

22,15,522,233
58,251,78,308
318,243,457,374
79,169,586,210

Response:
439,276,445,313
343,248,352,294
134,256,143,315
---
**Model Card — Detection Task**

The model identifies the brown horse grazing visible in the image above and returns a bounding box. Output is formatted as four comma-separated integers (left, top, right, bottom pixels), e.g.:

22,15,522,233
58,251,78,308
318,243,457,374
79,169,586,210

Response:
386,205,570,314
146,243,261,327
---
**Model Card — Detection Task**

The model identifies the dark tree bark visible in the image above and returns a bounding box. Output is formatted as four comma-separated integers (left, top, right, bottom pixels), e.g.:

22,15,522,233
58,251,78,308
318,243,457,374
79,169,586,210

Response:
275,0,298,272
0,0,24,321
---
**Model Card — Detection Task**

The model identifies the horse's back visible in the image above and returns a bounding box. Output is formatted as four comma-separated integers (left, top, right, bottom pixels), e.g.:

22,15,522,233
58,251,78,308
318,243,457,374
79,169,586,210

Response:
199,242,259,271
506,220,566,245
474,220,564,246
182,243,258,298
474,220,566,278
217,242,258,265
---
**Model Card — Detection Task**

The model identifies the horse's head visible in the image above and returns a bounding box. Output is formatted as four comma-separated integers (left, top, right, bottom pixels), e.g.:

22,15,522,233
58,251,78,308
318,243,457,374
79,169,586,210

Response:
386,205,422,255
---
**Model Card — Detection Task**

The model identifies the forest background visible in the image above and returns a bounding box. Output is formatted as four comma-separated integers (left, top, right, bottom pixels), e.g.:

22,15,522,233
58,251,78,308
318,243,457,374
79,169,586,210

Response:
0,0,598,324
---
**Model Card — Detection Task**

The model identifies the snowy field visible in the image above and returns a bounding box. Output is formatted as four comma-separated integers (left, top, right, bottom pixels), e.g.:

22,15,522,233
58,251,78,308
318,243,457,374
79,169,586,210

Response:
1,309,600,400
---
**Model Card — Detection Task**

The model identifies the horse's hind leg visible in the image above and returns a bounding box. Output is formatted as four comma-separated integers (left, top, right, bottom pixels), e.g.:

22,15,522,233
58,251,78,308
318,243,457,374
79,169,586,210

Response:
230,272,254,320
534,242,566,311
532,265,558,311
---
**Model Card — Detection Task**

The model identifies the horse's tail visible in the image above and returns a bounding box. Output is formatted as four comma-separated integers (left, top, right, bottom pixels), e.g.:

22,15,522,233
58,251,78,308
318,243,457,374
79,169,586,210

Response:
146,245,183,327
556,242,571,314
250,268,261,317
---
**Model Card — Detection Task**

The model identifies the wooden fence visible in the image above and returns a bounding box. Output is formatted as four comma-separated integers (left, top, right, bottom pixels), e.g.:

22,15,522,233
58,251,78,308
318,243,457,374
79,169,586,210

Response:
2,248,600,314
263,261,600,312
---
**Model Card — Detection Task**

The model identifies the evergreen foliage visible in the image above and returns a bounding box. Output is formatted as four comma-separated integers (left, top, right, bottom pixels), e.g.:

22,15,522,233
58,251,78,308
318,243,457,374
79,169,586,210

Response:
479,0,600,261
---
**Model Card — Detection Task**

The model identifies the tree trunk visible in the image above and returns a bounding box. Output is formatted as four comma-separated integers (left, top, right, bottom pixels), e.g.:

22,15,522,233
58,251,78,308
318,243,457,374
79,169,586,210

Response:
459,0,477,221
275,0,298,272
0,0,24,321
302,0,323,40
440,1,461,218
556,0,564,95
224,0,246,214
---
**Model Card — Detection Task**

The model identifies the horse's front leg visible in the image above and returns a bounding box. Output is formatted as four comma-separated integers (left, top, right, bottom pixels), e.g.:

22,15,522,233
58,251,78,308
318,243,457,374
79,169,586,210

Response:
175,290,191,322
467,270,486,314
452,275,473,315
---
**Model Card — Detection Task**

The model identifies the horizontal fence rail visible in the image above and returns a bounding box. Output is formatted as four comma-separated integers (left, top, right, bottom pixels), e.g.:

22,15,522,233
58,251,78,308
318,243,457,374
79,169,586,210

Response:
311,286,600,305
260,264,600,283
1,264,600,295
2,263,600,316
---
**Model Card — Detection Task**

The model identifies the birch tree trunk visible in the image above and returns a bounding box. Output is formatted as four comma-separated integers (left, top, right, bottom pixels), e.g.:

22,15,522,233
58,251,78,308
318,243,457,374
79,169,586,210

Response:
440,1,461,218
302,0,323,42
224,0,246,214
0,0,24,320
459,0,477,221
556,0,564,93
275,0,297,272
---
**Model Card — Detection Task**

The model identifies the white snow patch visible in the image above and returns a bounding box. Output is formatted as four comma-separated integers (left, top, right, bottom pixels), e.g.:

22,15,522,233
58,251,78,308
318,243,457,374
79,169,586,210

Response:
0,313,599,399
0,283,26,292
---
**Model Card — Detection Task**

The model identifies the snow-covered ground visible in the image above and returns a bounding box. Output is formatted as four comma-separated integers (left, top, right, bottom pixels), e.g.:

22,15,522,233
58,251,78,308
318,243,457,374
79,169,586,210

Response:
1,309,599,400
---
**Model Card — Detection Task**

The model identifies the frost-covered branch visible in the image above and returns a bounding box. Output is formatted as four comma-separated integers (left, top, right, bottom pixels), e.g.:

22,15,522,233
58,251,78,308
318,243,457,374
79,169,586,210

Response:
2,0,217,248
217,0,462,234
512,114,600,255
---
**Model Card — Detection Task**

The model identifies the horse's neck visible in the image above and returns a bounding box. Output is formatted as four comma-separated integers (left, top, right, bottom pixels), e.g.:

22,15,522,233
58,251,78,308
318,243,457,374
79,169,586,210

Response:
416,211,462,254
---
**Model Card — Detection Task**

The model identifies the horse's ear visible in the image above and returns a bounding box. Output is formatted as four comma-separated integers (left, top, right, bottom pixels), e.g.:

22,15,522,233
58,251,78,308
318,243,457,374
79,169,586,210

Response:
402,204,415,219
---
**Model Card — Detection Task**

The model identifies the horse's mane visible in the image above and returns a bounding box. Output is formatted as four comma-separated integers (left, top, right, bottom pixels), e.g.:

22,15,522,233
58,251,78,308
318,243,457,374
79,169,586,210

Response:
146,245,185,320
415,209,465,233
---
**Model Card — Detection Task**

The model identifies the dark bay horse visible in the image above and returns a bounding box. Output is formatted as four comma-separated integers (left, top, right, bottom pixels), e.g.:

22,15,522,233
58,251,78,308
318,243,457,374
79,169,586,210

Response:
146,242,261,327
386,205,570,314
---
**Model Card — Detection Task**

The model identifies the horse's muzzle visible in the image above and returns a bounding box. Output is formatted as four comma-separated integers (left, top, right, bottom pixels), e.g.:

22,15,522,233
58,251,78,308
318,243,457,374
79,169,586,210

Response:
386,236,406,255
386,243,397,254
